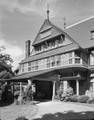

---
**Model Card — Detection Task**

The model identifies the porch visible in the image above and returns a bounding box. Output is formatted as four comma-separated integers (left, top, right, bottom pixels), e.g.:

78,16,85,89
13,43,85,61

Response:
2,66,89,101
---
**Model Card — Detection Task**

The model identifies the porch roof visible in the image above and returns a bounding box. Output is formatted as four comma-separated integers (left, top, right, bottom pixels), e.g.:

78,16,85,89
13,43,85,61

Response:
1,65,89,82
60,76,85,81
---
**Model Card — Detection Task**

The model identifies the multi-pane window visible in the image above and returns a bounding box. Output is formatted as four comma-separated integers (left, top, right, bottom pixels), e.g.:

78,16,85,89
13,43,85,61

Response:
58,36,64,44
75,58,80,64
21,50,88,73
21,64,24,72
51,56,55,67
34,35,72,54
47,57,50,68
56,55,61,66
69,52,73,64
35,61,39,70
75,51,81,64
28,62,31,71
90,51,94,65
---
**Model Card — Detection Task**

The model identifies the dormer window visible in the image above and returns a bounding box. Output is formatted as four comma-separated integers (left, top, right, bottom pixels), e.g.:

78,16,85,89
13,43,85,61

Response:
91,30,94,40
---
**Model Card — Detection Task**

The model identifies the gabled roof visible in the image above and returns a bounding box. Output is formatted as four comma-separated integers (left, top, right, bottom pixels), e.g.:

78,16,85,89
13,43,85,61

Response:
32,19,80,47
21,19,81,63
66,16,94,49
32,19,62,46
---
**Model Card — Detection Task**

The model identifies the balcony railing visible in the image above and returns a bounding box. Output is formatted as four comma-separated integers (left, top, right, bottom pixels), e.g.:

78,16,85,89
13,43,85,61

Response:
19,57,88,74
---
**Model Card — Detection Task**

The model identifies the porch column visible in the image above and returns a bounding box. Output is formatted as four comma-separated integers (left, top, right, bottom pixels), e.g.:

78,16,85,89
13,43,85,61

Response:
92,82,94,97
19,82,22,104
76,80,79,95
20,82,22,97
63,81,68,92
52,81,56,100
28,80,33,101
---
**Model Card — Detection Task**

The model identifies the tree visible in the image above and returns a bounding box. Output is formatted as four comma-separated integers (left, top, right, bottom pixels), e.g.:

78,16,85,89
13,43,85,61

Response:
0,46,14,79
0,46,14,105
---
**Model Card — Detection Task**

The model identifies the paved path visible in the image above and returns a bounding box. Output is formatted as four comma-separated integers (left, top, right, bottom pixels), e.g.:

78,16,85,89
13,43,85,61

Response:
32,101,94,120
1,101,94,120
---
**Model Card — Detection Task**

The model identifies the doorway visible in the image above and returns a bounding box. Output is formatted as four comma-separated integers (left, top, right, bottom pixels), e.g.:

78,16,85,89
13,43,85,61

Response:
68,80,76,94
33,80,53,101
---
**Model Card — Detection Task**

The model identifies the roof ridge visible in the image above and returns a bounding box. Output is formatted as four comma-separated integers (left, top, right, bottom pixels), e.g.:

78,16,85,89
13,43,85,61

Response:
66,16,94,29
49,20,81,48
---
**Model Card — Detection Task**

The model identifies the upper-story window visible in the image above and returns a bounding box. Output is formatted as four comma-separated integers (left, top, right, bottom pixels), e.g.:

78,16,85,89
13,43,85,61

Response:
69,52,73,64
74,51,81,64
47,57,50,68
28,62,31,71
21,64,24,72
35,61,39,70
90,51,94,65
51,56,55,67
56,55,61,66
34,35,66,54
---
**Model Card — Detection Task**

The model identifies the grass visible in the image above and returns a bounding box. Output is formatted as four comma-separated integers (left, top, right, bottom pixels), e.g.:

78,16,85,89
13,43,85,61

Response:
0,103,38,120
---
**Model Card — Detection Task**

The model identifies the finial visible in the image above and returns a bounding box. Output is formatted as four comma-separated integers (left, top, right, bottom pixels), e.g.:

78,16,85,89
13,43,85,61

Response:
63,17,66,29
46,4,50,20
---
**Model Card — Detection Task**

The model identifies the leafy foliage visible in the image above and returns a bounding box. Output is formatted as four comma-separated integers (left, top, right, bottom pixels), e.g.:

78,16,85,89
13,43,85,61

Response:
0,46,14,105
78,95,89,103
69,95,79,102
23,85,33,101
60,87,74,101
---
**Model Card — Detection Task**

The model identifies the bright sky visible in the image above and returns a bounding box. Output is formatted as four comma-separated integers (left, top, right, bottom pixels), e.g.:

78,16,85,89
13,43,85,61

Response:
0,0,94,70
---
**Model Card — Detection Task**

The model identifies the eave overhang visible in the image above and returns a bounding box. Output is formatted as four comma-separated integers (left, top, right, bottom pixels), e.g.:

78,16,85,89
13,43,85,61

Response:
20,43,79,64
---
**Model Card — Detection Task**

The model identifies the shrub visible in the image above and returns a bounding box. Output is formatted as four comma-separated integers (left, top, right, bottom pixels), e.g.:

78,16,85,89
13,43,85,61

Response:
87,97,94,104
60,87,74,102
23,85,33,101
69,95,79,102
54,95,60,100
65,87,74,96
15,116,28,120
78,95,89,103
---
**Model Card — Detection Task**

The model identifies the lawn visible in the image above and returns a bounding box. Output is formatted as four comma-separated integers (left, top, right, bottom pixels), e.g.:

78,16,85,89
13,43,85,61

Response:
0,103,38,120
1,101,94,120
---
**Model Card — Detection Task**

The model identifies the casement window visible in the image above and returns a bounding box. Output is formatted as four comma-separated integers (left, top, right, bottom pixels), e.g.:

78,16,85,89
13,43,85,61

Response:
69,52,73,64
47,57,50,68
21,64,24,72
90,51,94,65
56,55,61,66
28,62,31,71
75,58,80,64
74,51,81,64
35,61,39,70
51,56,55,67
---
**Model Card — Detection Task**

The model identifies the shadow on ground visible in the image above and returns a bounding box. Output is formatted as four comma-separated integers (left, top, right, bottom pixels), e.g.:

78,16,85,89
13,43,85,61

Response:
0,100,14,107
33,111,94,120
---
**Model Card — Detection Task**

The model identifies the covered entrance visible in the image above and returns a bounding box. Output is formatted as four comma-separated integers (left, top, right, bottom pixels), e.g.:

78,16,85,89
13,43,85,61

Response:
68,80,76,94
33,80,53,100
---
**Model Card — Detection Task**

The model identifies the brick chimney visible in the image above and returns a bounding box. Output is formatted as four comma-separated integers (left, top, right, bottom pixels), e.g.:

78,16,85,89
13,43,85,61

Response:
91,30,94,40
25,40,31,58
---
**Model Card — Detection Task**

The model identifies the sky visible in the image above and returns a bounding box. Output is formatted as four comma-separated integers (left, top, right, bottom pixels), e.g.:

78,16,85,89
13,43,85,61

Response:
0,0,94,70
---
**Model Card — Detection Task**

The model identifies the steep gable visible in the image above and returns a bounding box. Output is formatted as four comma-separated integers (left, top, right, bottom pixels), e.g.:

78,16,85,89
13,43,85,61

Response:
32,19,79,47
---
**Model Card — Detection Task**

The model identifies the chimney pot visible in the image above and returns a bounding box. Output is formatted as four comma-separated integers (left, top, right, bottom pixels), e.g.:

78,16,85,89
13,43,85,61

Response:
25,40,31,58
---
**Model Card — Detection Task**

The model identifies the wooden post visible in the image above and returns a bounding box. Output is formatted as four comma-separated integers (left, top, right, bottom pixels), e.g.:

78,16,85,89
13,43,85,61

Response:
63,81,68,92
52,81,56,100
76,80,79,95
19,82,22,104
